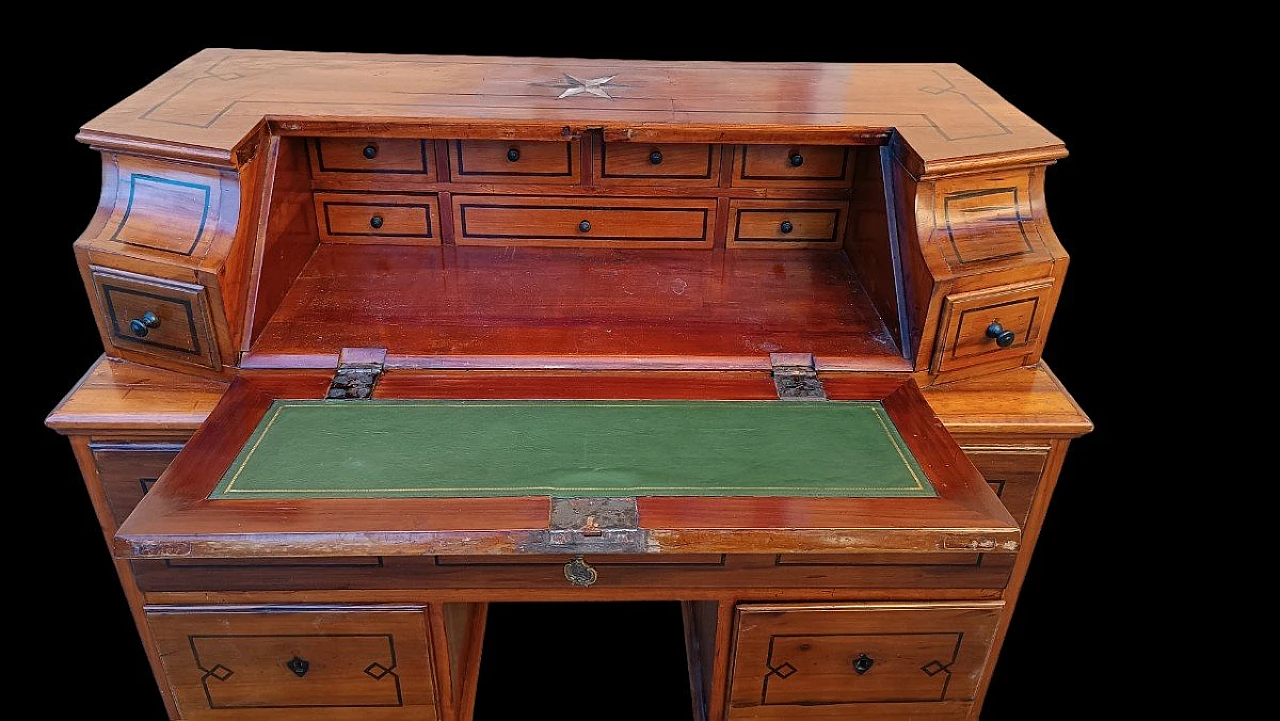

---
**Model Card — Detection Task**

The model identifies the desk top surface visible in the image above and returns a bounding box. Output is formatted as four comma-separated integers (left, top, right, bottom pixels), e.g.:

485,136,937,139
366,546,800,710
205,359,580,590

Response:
80,49,1065,175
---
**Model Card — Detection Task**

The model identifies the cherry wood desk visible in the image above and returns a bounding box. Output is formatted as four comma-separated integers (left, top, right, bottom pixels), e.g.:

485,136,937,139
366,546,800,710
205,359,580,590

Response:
48,50,1090,720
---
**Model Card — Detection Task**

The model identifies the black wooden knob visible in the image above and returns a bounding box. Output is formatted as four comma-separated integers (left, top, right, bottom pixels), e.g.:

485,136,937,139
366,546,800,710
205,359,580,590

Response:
578,220,592,232
507,147,520,162
286,656,310,678
370,215,384,229
362,144,377,160
789,152,804,167
649,149,663,164
780,221,794,234
129,311,160,337
853,653,874,675
986,322,1016,348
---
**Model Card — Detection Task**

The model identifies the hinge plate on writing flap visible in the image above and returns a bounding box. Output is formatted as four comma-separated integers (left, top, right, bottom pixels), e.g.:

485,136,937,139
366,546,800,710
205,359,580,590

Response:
770,353,826,400
519,497,646,553
327,347,387,399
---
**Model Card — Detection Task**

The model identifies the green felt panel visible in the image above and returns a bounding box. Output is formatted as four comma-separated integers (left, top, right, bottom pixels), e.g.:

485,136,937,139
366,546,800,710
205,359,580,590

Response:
209,400,935,499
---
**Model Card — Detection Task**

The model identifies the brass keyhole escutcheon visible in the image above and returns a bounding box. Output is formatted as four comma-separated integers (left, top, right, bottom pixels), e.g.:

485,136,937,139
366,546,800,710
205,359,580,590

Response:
564,555,598,587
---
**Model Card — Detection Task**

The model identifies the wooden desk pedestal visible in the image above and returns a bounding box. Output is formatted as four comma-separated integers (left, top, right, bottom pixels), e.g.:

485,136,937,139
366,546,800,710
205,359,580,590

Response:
48,50,1090,720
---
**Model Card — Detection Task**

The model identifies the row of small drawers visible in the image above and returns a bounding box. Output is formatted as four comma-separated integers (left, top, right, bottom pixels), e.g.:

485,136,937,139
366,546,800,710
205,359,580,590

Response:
311,138,855,188
146,600,998,720
316,192,849,248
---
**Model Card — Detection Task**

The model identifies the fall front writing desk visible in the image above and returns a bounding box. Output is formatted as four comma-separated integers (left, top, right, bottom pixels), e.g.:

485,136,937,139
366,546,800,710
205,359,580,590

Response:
47,49,1091,721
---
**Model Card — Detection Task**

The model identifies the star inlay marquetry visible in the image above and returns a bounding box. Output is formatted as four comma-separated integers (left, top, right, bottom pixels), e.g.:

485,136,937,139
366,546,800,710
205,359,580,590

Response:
535,74,629,99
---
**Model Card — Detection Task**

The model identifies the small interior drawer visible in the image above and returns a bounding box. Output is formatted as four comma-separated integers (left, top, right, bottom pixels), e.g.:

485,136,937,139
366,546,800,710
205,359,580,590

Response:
728,199,849,247
309,138,434,179
728,601,1002,720
314,192,440,244
452,195,715,247
145,605,438,720
731,144,853,187
450,139,581,184
91,267,220,370
91,443,182,526
597,142,721,185
933,279,1054,374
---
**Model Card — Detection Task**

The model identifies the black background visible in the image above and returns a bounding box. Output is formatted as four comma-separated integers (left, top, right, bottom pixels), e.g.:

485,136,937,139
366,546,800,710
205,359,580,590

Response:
24,26,1135,719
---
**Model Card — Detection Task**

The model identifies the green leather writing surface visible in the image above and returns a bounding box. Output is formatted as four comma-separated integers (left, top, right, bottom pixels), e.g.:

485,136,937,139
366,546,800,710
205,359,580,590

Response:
209,400,936,499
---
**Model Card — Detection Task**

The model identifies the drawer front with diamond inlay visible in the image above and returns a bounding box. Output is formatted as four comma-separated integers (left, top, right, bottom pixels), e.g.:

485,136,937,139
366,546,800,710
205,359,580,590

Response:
728,602,1003,720
145,605,438,720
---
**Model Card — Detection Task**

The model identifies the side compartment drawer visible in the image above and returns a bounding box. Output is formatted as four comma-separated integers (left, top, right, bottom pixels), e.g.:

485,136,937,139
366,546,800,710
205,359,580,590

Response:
597,142,721,185
933,279,1054,374
728,199,849,247
314,192,440,244
145,605,438,720
309,138,435,181
450,140,581,184
91,443,183,526
90,267,220,370
731,145,853,187
728,602,1002,720
453,195,715,248
964,446,1049,528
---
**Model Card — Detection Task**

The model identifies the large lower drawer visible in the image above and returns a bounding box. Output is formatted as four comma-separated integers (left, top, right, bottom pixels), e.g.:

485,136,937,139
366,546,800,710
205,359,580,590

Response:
728,601,1003,720
145,605,438,720
452,195,716,248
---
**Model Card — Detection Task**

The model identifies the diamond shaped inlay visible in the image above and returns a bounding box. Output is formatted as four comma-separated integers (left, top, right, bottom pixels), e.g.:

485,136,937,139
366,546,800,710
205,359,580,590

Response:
765,661,797,679
207,664,234,681
364,661,394,680
921,659,952,677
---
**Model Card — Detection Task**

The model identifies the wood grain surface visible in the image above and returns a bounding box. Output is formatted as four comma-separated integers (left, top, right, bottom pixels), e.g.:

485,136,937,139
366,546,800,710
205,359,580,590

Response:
78,50,1065,178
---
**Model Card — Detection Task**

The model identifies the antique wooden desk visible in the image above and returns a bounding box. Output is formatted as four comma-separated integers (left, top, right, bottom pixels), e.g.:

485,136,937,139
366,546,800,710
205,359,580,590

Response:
46,50,1091,720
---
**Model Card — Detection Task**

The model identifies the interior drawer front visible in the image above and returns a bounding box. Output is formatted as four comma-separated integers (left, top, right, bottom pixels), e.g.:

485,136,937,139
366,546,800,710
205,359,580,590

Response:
453,195,715,247
315,192,440,244
91,443,182,526
732,145,853,187
728,199,849,247
91,267,220,369
450,139,580,183
933,279,1054,373
598,142,720,185
145,605,437,720
728,602,1002,720
964,446,1049,528
309,138,433,176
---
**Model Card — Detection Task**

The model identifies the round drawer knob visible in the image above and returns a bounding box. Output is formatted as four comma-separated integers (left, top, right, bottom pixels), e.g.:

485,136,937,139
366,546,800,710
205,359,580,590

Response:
129,311,160,338
986,322,1016,348
779,220,794,234
286,656,310,678
370,215,384,229
578,220,592,233
852,653,874,675
507,147,521,162
362,144,378,160
564,555,598,587
789,152,804,167
649,149,663,164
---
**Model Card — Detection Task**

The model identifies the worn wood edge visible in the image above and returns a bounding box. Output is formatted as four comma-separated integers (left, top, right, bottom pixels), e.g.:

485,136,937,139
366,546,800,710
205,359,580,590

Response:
1039,361,1094,433
115,527,1022,560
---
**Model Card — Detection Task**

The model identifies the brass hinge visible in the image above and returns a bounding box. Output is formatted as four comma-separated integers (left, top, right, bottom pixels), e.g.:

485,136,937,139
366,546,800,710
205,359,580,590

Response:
770,353,827,401
327,347,387,400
